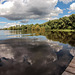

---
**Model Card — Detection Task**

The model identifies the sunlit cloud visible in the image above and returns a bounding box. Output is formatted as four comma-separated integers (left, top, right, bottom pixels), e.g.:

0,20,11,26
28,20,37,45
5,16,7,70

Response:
20,19,29,23
0,21,7,23
0,0,63,21
69,3,75,11
59,0,74,4
3,22,20,28
64,15,70,17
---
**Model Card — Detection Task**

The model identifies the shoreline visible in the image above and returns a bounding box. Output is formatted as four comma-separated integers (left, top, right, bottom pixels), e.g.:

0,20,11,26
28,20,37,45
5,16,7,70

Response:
47,29,75,32
1,29,75,32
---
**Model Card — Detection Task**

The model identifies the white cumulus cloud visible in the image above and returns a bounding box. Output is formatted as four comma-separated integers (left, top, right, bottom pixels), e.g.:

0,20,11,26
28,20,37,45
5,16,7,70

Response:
0,0,63,21
20,19,29,23
70,3,75,11
64,15,70,17
59,0,74,4
0,21,7,23
68,3,75,13
4,22,20,28
0,0,5,4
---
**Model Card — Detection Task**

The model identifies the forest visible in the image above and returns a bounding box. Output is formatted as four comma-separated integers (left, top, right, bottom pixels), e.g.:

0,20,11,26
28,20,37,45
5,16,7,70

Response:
3,14,75,31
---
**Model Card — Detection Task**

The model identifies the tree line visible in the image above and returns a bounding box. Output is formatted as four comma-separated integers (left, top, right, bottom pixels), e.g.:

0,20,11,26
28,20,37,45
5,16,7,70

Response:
3,14,75,30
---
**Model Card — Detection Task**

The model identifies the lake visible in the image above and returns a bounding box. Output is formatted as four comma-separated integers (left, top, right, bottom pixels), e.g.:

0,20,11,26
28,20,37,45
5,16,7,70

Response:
0,30,75,75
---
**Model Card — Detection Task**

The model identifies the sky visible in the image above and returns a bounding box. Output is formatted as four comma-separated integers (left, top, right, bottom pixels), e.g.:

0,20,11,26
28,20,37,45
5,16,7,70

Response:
0,0,75,28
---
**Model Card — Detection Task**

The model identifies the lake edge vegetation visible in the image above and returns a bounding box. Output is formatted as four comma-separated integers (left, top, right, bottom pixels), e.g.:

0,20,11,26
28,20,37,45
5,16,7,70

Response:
3,14,75,31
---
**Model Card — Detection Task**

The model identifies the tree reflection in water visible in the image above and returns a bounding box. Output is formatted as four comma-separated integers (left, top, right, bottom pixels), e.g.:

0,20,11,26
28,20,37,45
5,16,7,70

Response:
21,30,75,47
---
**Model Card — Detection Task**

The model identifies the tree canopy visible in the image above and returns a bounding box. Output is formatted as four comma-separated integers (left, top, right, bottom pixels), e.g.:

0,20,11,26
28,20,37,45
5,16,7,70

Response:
3,14,75,31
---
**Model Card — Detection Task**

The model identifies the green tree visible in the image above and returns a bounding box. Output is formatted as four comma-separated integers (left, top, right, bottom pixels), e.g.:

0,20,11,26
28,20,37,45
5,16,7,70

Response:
35,25,40,30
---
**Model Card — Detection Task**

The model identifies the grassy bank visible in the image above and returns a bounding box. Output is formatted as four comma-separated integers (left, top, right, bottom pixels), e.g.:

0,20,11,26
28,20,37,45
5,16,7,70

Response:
50,29,75,32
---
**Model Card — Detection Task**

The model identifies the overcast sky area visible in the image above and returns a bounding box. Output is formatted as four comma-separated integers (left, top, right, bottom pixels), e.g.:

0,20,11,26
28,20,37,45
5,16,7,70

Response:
0,0,75,28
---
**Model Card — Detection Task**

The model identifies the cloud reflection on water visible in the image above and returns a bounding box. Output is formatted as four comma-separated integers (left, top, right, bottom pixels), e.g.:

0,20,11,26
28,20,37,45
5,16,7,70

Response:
0,38,73,75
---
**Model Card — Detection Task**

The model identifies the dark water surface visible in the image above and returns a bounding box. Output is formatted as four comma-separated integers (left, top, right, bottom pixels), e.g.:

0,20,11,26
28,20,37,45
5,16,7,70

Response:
0,30,75,75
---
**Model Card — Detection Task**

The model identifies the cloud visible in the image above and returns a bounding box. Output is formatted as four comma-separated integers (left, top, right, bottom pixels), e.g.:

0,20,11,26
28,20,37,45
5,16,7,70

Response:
20,19,29,23
0,21,7,23
59,0,74,4
64,15,70,17
4,22,20,28
0,0,63,21
0,0,5,4
69,3,75,11
68,3,75,13
68,11,71,13
47,17,58,20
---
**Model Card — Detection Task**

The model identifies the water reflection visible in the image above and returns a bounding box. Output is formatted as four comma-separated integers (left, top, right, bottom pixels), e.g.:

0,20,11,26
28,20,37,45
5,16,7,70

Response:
0,30,75,47
0,38,73,75
1,30,75,47
0,30,75,75
21,30,75,47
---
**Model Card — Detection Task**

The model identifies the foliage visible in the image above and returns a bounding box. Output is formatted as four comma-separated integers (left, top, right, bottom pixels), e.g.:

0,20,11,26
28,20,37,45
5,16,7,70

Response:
3,14,75,30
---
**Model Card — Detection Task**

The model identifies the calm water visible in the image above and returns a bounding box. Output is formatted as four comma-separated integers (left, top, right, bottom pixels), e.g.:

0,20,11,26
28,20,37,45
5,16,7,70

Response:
0,30,75,47
0,30,75,75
